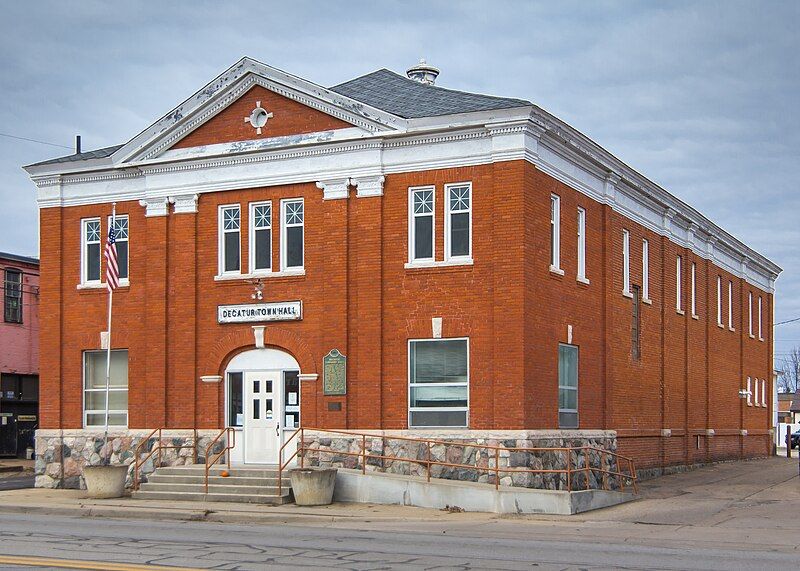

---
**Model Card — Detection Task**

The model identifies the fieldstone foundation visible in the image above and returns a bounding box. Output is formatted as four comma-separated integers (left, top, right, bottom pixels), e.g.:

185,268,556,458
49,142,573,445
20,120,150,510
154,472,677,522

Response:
301,430,623,491
35,429,224,490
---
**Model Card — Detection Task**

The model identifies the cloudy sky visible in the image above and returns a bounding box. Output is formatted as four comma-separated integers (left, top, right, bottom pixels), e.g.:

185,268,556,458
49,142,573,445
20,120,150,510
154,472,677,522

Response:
1,1,799,367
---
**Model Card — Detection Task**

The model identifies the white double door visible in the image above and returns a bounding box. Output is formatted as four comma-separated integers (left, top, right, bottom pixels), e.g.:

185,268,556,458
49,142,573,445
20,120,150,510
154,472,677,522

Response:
243,371,282,464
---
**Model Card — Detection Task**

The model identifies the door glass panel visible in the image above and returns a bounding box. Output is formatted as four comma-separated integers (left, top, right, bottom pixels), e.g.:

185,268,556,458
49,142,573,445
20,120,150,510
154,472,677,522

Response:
253,380,260,393
253,399,260,419
265,399,273,418
265,380,272,393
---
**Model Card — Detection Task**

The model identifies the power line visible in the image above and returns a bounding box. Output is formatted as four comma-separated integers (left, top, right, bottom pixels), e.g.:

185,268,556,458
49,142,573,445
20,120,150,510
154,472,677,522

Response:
0,131,72,150
775,316,800,326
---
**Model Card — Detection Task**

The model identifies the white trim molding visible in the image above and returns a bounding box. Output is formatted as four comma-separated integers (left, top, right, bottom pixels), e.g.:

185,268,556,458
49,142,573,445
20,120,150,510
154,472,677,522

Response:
138,197,169,217
316,178,351,200
352,175,385,198
169,193,199,214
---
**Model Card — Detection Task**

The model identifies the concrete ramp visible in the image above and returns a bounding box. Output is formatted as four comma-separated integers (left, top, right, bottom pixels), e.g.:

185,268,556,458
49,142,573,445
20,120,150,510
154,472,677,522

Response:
334,469,634,515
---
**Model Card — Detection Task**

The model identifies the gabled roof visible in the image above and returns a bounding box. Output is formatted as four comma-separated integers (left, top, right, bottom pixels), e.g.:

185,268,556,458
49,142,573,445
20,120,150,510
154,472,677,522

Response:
330,69,531,119
0,252,39,266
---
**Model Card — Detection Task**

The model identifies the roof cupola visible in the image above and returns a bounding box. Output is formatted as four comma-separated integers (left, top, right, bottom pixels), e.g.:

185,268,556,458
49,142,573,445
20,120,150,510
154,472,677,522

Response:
406,58,439,85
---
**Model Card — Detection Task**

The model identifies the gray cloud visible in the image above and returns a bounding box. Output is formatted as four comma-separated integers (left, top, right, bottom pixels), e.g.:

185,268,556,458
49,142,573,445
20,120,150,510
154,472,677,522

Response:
2,0,798,360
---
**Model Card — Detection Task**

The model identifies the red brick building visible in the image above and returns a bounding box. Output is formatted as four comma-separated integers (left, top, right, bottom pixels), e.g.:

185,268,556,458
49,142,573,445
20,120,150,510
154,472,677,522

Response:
24,58,780,486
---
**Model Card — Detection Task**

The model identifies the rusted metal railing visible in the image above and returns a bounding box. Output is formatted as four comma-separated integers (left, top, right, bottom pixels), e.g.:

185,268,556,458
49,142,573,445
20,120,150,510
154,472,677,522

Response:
204,427,235,493
276,427,638,497
132,428,198,491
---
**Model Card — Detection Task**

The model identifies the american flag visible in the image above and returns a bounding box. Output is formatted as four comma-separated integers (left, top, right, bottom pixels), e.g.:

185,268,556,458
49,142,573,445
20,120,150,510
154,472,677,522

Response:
105,218,119,293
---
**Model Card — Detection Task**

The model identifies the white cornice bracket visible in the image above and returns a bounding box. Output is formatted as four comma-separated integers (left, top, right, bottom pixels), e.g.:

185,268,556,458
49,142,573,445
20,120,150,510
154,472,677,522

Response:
352,175,385,198
139,197,170,217
169,193,199,214
316,178,351,200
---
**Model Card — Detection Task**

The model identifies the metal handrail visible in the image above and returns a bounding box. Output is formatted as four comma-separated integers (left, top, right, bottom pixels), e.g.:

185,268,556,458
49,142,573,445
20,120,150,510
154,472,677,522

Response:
133,428,199,490
204,427,235,493
276,427,638,495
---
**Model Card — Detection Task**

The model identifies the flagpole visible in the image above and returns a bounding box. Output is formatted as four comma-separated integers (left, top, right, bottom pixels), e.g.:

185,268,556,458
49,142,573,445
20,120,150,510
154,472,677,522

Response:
104,203,116,462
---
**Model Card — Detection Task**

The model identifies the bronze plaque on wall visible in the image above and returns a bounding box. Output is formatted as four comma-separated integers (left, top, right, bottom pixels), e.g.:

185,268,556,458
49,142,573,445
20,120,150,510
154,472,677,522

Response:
323,349,347,396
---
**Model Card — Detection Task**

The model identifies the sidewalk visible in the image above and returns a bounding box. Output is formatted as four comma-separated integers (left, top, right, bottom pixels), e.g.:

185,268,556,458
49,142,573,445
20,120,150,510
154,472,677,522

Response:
0,487,491,525
0,459,33,476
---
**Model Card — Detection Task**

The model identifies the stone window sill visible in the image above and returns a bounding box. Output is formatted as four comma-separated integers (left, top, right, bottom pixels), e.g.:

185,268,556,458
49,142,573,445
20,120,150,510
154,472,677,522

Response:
577,276,590,285
549,265,565,276
622,290,633,299
642,298,653,305
214,270,305,281
77,279,130,290
692,314,700,320
405,259,473,270
676,308,685,316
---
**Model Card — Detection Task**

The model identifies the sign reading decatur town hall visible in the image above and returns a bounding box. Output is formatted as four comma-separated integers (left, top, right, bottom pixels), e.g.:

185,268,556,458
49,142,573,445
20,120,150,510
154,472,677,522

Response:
217,301,302,324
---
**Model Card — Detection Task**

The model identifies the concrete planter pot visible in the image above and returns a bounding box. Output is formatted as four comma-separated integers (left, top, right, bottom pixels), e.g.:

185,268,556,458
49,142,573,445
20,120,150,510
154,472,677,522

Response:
289,467,338,506
83,465,128,498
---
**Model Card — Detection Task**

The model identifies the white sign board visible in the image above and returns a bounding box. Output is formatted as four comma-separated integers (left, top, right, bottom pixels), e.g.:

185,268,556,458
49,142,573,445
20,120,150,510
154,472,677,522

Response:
218,301,302,324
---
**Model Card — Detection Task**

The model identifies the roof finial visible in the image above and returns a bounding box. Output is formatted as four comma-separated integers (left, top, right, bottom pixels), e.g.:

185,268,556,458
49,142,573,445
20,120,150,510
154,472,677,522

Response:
406,58,439,85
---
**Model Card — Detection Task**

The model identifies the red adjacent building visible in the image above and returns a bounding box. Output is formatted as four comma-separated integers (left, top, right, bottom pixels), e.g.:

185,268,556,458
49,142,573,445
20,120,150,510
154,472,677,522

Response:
24,58,779,488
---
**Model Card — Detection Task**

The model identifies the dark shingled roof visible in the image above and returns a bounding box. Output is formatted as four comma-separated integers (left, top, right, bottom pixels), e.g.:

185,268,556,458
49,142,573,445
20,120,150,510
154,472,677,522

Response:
0,252,39,266
330,69,531,119
28,144,123,167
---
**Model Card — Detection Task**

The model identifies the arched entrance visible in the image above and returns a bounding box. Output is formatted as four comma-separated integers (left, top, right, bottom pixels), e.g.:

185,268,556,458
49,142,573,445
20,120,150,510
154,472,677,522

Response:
225,347,300,464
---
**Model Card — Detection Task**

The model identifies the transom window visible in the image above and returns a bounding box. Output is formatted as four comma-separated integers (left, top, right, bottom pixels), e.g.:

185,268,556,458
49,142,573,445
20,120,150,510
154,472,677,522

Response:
558,344,579,428
408,338,469,428
219,205,241,274
83,350,129,427
445,183,471,259
281,199,304,270
249,202,272,272
82,218,102,283
409,187,434,262
4,269,22,323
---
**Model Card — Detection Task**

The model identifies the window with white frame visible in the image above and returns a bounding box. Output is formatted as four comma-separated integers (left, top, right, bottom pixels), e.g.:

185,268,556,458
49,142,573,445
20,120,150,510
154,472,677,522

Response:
550,194,561,271
249,202,272,273
408,338,468,428
622,229,631,295
109,214,129,281
748,292,753,336
691,262,697,316
82,218,102,284
717,276,723,326
84,349,128,427
728,280,734,330
445,183,471,260
409,187,434,262
642,238,649,300
558,344,579,428
219,205,241,274
281,199,304,270
755,377,761,407
761,379,767,407
758,296,763,340
746,377,752,406
577,208,587,282
676,256,683,312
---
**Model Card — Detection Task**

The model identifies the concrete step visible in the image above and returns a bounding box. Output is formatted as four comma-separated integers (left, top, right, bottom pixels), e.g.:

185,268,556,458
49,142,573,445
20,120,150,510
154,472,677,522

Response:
131,490,292,504
139,482,288,495
147,474,284,486
154,466,280,478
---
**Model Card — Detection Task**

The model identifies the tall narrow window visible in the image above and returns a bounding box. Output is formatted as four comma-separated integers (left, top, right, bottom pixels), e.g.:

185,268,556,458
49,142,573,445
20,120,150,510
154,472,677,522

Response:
82,218,101,284
558,344,579,428
219,205,240,274
758,296,763,340
227,372,243,427
622,230,631,295
754,377,760,407
550,194,561,271
716,276,723,326
408,338,469,428
728,280,734,330
632,284,641,360
747,377,753,406
761,379,767,407
409,187,434,262
577,208,587,282
676,256,683,312
445,183,471,260
109,214,129,281
748,292,753,337
249,202,272,272
3,269,22,323
642,239,649,300
281,199,304,270
84,350,129,427
691,262,697,316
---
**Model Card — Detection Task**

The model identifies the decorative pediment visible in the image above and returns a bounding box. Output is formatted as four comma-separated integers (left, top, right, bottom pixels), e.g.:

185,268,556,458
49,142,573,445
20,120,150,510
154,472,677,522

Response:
112,57,406,165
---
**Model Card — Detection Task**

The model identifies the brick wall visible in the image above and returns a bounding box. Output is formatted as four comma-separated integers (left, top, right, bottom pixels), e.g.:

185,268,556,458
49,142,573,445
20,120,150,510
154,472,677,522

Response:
38,157,775,470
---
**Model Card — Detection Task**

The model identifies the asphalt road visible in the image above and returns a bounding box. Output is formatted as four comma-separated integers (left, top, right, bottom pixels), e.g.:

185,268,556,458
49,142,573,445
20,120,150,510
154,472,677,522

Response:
0,475,34,491
0,511,797,570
